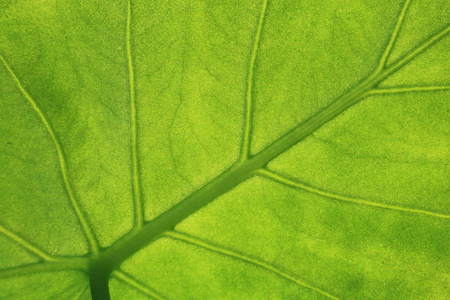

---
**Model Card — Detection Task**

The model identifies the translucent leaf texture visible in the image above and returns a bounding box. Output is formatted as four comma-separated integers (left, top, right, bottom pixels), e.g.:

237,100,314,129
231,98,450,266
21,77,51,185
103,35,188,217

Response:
1,0,449,299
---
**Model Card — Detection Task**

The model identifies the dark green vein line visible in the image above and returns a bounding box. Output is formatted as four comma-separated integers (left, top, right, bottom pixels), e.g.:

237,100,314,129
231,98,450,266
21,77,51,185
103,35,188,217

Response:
239,0,268,162
127,0,144,229
258,169,450,219
375,0,412,73
96,16,449,273
0,55,99,255
113,270,166,300
0,260,88,279
0,224,53,260
165,231,340,300
368,85,450,95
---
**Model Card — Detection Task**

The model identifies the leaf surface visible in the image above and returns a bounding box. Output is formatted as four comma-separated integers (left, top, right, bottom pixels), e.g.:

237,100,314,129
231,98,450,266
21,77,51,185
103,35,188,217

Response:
0,0,449,299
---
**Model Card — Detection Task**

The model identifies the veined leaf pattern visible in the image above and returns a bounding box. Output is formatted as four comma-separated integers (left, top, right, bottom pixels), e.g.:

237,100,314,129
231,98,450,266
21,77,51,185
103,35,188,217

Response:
0,0,448,299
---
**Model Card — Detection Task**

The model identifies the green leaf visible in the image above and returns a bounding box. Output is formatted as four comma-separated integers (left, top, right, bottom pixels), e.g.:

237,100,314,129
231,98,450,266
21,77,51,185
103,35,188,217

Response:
1,0,449,299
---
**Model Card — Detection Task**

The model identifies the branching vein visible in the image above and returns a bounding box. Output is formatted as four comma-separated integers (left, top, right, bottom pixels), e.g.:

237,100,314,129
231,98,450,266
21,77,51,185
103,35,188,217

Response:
164,231,340,300
113,270,166,300
375,0,412,72
0,55,99,255
127,0,144,229
257,169,450,219
380,25,450,80
240,0,268,162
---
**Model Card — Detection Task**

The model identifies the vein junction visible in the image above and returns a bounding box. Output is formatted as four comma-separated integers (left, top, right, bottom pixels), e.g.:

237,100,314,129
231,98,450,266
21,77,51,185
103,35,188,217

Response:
0,224,88,278
0,224,160,299
239,0,268,162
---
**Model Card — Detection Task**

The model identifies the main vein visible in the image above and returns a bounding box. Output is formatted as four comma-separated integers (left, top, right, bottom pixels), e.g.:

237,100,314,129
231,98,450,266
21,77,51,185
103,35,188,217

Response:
258,169,450,219
98,15,449,271
0,55,99,255
165,231,340,300
127,0,144,229
239,0,268,162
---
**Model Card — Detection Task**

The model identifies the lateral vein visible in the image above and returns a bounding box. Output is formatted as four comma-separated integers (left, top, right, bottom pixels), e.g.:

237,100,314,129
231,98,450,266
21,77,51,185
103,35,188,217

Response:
0,54,99,255
165,231,340,300
0,224,53,260
375,0,412,72
368,85,450,95
113,270,166,300
127,0,144,229
258,169,450,219
0,260,88,279
380,25,450,80
240,0,268,162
